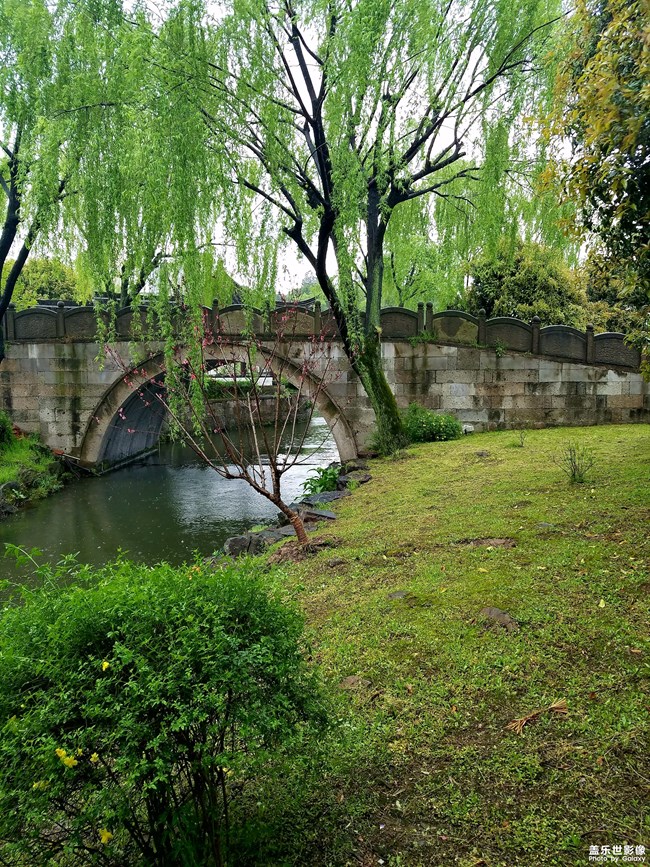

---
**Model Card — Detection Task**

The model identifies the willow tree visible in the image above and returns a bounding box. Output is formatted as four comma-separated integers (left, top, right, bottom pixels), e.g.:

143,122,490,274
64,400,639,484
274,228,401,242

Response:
158,0,565,451
0,0,212,366
0,0,166,362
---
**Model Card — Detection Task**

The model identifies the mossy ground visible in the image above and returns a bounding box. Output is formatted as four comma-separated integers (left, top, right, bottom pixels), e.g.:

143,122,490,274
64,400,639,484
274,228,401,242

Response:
263,424,649,867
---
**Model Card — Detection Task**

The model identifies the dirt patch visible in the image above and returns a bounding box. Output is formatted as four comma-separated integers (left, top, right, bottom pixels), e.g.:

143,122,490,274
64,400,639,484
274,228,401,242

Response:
455,537,517,548
266,536,341,564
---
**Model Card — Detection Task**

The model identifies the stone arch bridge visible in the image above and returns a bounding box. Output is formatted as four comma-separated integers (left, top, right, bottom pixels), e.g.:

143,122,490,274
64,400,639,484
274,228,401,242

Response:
1,300,648,469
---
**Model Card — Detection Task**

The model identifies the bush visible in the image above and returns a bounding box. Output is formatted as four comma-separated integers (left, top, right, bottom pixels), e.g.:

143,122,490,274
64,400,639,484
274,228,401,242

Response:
555,442,596,484
0,411,14,451
204,377,255,400
403,404,462,443
0,557,325,866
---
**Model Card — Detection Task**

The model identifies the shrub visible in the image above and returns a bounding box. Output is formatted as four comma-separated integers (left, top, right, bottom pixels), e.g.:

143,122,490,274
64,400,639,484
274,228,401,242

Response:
555,442,596,484
0,411,14,451
301,464,341,495
0,557,325,866
402,404,462,443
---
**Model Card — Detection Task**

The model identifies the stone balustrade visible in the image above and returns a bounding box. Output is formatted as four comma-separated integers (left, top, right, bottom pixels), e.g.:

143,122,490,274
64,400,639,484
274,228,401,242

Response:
1,300,641,371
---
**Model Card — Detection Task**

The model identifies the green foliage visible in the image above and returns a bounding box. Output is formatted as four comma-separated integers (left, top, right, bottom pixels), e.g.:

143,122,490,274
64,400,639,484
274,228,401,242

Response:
545,0,650,367
0,411,14,451
0,557,325,866
402,404,462,443
548,0,650,294
302,465,341,496
203,377,255,401
464,239,586,327
0,430,61,507
576,249,649,337
113,0,567,442
382,198,464,310
1,258,79,310
367,417,410,457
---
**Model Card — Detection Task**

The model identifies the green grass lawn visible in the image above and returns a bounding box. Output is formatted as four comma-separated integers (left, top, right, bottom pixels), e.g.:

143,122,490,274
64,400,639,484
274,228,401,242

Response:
267,424,649,867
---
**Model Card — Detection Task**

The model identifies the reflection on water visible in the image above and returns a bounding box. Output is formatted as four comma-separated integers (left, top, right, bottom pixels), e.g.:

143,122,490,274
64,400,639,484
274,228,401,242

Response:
0,415,338,581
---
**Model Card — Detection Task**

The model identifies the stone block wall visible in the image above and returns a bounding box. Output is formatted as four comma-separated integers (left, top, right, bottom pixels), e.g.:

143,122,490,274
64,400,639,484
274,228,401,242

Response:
0,331,647,467
0,342,152,455
377,343,649,431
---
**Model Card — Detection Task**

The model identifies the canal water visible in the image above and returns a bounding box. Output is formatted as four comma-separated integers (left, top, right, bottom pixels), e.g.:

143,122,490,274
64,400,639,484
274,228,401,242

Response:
0,414,338,582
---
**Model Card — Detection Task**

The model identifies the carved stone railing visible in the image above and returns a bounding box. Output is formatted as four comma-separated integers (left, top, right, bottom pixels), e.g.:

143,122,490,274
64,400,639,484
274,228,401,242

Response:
1,300,640,370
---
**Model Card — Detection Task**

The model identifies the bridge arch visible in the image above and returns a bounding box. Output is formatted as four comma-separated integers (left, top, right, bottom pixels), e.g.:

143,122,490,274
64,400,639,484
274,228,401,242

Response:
79,344,359,469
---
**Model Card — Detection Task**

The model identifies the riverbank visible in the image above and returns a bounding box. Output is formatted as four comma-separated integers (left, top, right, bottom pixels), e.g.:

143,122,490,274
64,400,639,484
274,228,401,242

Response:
0,416,64,519
262,424,649,866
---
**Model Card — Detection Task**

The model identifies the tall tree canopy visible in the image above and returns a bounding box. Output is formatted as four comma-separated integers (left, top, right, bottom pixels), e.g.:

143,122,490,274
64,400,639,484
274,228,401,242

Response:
0,0,569,447
1,257,77,308
464,238,586,327
546,0,650,314
0,0,216,362
0,0,150,358
141,0,565,449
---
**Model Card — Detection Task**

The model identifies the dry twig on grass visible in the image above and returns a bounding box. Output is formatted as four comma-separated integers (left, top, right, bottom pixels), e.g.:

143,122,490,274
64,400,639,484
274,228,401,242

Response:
506,699,568,735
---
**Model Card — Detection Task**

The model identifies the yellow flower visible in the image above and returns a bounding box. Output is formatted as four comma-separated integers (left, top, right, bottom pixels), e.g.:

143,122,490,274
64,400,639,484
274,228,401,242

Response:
101,661,110,671
32,781,47,790
62,756,78,768
76,748,83,756
55,748,67,759
99,829,113,845
90,753,100,764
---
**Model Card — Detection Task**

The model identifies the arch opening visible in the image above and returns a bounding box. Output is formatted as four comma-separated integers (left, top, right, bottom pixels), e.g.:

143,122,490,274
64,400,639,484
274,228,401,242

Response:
79,345,358,469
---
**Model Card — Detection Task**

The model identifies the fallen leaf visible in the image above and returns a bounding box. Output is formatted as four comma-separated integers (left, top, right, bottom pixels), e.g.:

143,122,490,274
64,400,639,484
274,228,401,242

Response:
598,599,606,608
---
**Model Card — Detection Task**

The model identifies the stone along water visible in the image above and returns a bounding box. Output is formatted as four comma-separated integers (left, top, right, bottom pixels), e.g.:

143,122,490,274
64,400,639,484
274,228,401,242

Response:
0,414,339,582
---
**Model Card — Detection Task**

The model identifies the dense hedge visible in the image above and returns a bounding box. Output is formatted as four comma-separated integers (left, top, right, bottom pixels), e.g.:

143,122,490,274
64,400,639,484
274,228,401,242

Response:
0,558,325,866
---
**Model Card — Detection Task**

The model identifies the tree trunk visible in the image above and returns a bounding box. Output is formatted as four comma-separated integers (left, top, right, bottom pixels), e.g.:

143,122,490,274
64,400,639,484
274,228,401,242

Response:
353,333,408,454
356,189,407,453
276,500,310,546
292,201,407,455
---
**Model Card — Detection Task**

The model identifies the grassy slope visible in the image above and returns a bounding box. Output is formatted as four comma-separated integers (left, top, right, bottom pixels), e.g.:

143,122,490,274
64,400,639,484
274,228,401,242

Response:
270,425,649,867
0,436,60,492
